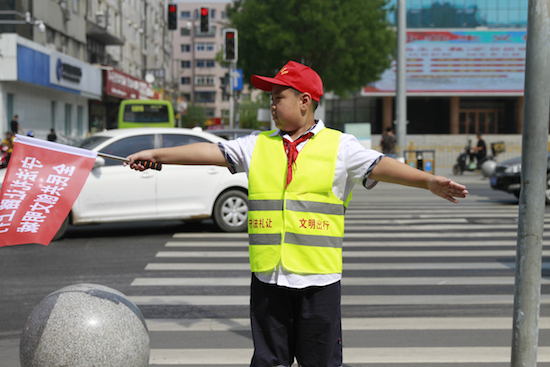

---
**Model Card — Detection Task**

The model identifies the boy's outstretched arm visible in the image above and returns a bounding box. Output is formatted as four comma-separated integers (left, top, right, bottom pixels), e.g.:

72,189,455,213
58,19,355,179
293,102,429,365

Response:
125,142,229,171
369,157,468,203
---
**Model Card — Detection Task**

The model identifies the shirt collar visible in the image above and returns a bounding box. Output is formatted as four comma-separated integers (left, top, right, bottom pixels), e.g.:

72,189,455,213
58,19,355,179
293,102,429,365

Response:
272,119,326,141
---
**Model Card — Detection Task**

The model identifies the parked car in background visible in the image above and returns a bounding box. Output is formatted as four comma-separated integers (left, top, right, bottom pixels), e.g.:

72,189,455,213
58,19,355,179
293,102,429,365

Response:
0,128,249,240
489,153,550,204
205,128,258,140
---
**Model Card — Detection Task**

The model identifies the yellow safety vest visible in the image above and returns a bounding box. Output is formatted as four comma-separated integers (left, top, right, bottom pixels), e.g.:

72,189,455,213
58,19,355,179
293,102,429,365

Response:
248,128,345,274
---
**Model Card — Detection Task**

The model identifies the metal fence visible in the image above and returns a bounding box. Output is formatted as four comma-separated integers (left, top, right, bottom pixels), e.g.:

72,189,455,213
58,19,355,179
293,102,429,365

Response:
373,144,523,168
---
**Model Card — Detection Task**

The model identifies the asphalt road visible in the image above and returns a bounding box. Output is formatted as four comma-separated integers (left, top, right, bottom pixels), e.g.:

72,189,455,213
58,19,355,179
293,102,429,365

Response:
1,171,549,366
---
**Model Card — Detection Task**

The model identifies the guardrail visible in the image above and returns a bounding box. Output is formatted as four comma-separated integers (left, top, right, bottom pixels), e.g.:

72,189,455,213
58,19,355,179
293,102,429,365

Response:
373,144,523,168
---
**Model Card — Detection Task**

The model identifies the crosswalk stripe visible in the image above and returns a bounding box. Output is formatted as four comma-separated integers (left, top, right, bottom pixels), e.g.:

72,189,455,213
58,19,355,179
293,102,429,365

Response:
155,250,550,258
145,261,530,271
128,294,550,306
172,232,550,239
131,276,548,287
145,317,550,331
164,240,550,248
149,347,550,364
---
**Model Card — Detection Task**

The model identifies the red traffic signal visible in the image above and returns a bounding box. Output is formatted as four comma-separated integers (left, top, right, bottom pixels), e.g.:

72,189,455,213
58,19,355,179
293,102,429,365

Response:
199,7,210,33
167,4,177,30
223,29,238,62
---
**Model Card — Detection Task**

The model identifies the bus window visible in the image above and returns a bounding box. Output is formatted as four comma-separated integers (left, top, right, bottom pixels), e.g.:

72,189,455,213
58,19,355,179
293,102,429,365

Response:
118,100,175,128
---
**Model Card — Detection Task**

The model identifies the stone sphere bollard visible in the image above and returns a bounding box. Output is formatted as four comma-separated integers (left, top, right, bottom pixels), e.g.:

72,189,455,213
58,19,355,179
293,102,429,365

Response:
20,283,150,367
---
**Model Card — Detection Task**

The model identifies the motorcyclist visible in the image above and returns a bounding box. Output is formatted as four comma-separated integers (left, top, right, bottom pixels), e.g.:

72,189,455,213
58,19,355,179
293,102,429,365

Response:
470,132,487,169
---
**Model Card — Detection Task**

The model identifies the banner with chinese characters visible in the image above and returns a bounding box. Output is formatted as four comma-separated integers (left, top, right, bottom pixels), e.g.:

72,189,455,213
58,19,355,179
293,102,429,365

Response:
0,136,97,247
363,30,527,95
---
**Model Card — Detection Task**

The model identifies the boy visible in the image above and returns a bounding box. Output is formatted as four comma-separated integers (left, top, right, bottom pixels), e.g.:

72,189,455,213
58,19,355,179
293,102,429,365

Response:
126,60,468,367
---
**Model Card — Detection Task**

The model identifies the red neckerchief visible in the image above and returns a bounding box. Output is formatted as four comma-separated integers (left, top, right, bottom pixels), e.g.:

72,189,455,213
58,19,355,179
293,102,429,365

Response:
282,132,314,189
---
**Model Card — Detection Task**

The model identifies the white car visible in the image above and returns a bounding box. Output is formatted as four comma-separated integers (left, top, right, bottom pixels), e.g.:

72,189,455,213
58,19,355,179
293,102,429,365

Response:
0,128,249,240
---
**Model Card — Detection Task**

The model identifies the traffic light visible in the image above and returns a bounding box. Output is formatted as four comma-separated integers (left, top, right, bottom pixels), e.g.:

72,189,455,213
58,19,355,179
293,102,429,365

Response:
167,4,177,30
223,29,238,62
199,7,210,33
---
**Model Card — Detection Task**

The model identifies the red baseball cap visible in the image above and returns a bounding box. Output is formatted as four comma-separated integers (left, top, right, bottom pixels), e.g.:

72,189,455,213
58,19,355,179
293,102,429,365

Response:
250,61,324,102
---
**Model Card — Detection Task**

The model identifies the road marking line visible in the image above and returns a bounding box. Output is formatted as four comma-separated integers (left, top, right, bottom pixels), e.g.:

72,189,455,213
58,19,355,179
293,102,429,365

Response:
145,317,550,331
144,262,529,271
149,346,550,364
154,250,550,258
131,276,549,287
128,294,550,306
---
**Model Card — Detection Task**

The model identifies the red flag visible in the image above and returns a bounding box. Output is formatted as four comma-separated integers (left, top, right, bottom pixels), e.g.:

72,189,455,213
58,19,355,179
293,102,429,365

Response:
0,135,97,247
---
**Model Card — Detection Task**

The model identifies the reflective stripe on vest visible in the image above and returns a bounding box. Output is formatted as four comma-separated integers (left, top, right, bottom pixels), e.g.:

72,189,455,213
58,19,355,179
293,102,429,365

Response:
248,128,345,274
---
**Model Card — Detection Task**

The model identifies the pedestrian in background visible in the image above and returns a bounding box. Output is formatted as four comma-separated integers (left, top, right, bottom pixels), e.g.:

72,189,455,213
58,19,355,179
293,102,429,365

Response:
380,126,397,158
125,60,468,367
10,115,23,135
47,128,57,142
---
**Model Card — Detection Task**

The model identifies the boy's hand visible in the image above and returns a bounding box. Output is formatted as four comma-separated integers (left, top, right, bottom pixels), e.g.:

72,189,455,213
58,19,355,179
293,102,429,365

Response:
124,150,156,171
428,175,468,203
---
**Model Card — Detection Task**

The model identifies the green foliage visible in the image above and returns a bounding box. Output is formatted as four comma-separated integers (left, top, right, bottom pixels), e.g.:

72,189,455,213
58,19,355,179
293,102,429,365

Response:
227,0,395,97
180,102,206,128
238,95,271,130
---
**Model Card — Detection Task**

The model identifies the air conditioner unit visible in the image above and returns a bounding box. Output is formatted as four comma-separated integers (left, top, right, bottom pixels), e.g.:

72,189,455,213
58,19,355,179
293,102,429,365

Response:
96,11,106,28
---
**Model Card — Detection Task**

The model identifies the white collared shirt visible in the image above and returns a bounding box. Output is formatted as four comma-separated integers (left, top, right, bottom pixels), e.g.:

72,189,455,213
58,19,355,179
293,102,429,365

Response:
218,120,383,289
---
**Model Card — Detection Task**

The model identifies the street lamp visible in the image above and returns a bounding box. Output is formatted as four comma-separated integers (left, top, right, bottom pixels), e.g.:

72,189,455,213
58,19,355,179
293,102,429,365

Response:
0,11,46,33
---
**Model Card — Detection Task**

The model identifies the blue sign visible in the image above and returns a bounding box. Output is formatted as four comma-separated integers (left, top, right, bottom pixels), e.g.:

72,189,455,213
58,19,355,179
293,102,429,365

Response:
425,161,433,172
232,69,243,91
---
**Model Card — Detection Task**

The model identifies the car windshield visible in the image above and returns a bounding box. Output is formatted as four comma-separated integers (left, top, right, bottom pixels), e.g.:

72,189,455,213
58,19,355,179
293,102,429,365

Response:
73,136,111,150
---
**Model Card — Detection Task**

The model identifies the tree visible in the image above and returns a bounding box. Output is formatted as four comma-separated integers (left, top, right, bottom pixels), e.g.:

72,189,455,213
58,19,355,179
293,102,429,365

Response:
227,0,395,97
180,102,206,128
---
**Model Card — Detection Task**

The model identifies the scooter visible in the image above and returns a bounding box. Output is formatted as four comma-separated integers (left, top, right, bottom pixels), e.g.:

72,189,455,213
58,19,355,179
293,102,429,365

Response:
452,140,505,177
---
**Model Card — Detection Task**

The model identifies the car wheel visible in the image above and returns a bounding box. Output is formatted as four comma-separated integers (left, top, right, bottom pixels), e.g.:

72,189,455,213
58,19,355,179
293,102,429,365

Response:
546,173,550,205
452,164,463,176
213,190,248,232
52,215,69,241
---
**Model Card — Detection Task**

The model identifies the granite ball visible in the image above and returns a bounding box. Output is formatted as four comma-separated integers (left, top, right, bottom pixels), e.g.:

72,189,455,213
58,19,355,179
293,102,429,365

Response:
20,283,150,367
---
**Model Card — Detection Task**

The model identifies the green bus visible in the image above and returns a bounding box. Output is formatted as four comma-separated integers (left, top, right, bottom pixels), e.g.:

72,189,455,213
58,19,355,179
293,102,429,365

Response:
118,99,175,128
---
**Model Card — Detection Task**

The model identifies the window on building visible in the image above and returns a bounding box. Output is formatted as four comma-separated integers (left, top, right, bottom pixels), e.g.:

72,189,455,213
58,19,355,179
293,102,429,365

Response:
211,9,216,19
77,106,84,136
195,25,216,37
181,60,191,68
196,59,215,68
195,75,216,86
180,28,190,36
205,108,216,117
221,11,227,19
65,104,72,135
51,101,56,129
73,0,79,14
195,92,216,103
180,11,191,18
196,43,215,52
181,44,190,52
181,77,191,85
7,94,14,123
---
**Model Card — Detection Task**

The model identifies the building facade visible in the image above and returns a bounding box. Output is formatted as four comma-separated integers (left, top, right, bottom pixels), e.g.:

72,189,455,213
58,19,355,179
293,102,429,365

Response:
0,0,174,140
172,0,237,127
324,0,529,136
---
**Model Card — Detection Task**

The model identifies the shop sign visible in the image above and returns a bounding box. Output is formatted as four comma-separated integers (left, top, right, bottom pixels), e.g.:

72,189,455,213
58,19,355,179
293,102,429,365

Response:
105,69,160,100
49,51,101,97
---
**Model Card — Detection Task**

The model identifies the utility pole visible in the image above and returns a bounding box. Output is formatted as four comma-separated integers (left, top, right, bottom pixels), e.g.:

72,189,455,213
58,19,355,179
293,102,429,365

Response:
395,0,407,162
229,61,235,129
511,1,550,366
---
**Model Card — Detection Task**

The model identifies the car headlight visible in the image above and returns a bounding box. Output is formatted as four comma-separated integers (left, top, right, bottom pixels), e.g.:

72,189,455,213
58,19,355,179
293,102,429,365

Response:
505,164,522,174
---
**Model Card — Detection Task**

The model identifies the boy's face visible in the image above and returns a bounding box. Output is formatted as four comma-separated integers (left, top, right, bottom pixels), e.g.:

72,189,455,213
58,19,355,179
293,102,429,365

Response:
270,85,306,131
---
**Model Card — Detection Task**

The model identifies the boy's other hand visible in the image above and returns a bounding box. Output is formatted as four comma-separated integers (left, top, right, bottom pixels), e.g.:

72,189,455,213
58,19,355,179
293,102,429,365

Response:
428,176,468,203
